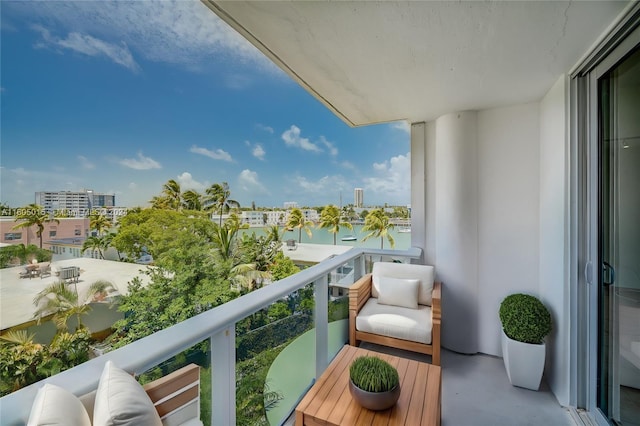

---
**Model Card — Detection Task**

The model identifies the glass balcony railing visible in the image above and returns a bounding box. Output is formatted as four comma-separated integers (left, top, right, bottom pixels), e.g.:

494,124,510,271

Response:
0,246,421,426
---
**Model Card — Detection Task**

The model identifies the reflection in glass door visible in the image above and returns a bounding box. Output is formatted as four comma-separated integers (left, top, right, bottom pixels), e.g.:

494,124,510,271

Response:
598,47,640,425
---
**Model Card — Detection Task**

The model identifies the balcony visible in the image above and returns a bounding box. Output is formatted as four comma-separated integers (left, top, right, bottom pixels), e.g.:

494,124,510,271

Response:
0,247,571,425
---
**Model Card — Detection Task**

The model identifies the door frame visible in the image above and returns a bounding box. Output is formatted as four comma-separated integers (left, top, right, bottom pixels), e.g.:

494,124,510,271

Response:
571,5,640,424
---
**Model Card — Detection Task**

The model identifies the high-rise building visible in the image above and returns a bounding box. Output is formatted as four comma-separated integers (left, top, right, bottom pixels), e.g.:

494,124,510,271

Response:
354,188,364,207
283,201,299,209
35,190,115,216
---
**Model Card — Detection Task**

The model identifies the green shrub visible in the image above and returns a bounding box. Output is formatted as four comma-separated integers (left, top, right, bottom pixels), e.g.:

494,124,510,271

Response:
499,293,552,344
349,356,399,393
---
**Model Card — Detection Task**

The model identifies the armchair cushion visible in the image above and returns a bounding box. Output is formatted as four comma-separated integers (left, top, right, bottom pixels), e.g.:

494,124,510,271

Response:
356,298,432,344
372,263,435,306
93,361,163,426
377,277,420,309
27,384,91,426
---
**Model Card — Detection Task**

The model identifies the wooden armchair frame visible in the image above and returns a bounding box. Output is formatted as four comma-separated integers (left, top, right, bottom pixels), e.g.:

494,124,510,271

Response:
349,273,442,365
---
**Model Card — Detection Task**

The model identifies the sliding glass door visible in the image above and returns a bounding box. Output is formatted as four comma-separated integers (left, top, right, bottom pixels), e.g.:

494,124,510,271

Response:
596,41,640,426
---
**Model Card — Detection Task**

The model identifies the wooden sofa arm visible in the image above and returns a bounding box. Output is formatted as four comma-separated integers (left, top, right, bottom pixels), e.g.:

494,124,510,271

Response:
143,363,200,419
432,282,442,323
349,273,372,314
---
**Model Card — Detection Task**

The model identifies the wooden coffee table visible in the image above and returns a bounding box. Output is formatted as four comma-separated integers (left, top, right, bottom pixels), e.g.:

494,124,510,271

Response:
295,345,441,425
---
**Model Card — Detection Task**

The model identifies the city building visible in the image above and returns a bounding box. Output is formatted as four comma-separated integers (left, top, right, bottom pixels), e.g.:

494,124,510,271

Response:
283,201,298,209
354,188,363,207
35,190,116,216
0,217,90,249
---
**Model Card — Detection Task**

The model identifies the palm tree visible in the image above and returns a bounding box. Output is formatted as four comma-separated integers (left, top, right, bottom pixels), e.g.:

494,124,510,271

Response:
89,212,112,236
162,179,182,210
82,236,103,258
361,209,395,249
285,208,313,243
264,224,285,248
182,189,203,211
13,204,59,248
32,280,116,332
319,204,353,245
205,182,240,226
81,233,114,259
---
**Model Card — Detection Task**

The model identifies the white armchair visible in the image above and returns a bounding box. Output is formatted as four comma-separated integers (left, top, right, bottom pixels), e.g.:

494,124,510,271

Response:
349,262,442,365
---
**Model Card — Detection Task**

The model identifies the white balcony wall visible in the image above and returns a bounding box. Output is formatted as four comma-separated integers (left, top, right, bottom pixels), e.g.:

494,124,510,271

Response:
477,103,541,356
539,75,570,406
412,80,572,404
433,111,480,355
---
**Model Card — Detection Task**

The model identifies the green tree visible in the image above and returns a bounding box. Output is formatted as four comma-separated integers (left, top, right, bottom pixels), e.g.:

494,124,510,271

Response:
269,251,300,281
182,189,203,211
205,182,240,226
89,212,112,235
32,280,116,332
0,329,90,396
13,204,60,249
318,204,353,245
361,209,395,249
111,209,214,260
162,179,183,210
285,208,313,243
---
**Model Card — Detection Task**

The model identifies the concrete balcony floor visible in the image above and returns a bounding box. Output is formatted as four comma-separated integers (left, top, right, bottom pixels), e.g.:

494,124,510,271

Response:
286,342,577,426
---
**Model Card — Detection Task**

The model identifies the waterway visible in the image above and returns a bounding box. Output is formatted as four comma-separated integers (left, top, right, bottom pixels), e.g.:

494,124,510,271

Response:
240,224,411,250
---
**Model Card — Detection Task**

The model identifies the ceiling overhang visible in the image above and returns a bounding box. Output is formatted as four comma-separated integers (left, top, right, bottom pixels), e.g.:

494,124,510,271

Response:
204,1,629,126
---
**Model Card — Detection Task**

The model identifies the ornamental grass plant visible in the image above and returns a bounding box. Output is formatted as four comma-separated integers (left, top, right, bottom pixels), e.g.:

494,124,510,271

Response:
349,356,399,393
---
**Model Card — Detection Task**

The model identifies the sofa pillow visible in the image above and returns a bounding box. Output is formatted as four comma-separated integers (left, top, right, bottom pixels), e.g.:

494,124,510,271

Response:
376,276,420,309
27,383,91,426
93,361,162,426
372,263,435,305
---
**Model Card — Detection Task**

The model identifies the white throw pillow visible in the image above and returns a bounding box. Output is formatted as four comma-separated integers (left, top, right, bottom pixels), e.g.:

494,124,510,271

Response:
93,361,163,426
376,276,420,309
27,383,91,426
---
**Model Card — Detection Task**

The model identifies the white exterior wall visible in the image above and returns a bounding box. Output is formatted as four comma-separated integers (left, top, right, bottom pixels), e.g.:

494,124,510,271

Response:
415,105,542,356
538,75,569,406
434,112,480,354
477,103,541,356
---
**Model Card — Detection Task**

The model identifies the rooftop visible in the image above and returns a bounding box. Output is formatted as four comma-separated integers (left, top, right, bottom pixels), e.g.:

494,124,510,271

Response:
0,258,151,331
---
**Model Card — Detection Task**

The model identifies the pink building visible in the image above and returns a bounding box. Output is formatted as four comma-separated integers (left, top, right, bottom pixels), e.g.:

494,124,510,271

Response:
0,217,90,250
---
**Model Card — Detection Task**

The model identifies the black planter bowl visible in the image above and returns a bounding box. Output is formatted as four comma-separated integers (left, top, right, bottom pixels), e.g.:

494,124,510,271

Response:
348,379,401,411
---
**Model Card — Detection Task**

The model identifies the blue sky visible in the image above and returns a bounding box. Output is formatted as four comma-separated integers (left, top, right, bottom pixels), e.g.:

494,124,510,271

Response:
0,1,410,209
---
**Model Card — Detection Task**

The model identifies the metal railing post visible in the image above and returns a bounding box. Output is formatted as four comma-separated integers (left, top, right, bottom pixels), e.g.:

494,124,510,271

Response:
354,254,365,280
314,275,329,379
211,326,235,426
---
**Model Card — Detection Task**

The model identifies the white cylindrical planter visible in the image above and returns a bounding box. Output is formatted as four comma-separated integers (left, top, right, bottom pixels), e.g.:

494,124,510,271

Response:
501,330,545,391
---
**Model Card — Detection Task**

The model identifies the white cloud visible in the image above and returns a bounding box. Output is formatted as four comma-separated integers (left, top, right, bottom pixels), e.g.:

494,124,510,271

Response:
0,166,81,206
16,1,277,74
77,155,95,170
190,145,233,162
251,144,266,161
225,74,253,90
31,24,140,73
255,123,274,134
282,125,322,153
176,172,207,192
293,175,349,193
238,169,269,194
390,121,410,133
340,161,357,171
128,182,138,190
363,152,411,204
118,152,161,170
320,136,338,157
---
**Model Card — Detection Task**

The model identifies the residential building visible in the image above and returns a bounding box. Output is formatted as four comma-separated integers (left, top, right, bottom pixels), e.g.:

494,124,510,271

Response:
354,188,363,207
35,190,116,216
0,217,90,249
240,210,266,226
2,2,639,425
283,201,298,209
